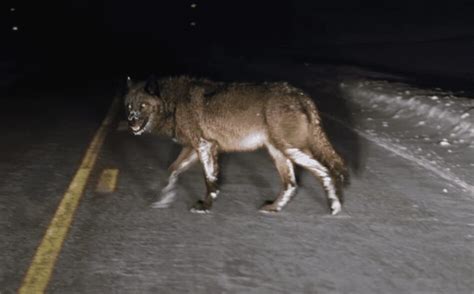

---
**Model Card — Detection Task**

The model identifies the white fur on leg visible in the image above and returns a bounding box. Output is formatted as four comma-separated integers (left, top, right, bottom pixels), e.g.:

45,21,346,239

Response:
164,172,178,191
210,190,220,199
265,146,298,211
151,172,178,208
275,184,297,210
190,207,210,214
331,200,342,215
179,152,198,172
151,189,177,208
198,139,217,182
286,148,342,215
275,159,297,210
151,151,198,209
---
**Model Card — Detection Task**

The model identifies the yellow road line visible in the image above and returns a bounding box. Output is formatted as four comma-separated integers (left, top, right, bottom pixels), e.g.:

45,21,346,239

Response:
18,96,121,294
96,168,119,193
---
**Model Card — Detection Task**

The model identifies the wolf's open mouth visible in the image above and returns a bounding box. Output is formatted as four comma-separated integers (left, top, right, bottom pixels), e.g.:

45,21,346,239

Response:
129,117,149,135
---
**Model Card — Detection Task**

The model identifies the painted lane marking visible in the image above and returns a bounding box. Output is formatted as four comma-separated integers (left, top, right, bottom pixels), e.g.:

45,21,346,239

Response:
95,168,119,193
18,96,121,294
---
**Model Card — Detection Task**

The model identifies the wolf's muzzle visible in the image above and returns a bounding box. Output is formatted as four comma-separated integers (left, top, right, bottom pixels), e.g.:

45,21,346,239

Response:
128,110,139,121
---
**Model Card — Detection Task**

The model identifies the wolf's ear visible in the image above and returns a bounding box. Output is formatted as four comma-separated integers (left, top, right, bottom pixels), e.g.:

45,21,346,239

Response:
145,75,160,96
126,76,133,89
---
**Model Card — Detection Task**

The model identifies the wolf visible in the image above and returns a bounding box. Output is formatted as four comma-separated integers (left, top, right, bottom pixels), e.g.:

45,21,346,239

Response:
124,75,347,214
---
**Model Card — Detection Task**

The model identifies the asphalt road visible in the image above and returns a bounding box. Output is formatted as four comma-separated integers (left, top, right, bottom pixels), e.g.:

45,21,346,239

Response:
1,71,473,293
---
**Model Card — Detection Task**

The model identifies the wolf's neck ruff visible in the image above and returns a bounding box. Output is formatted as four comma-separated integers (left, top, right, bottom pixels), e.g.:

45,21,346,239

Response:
150,105,176,138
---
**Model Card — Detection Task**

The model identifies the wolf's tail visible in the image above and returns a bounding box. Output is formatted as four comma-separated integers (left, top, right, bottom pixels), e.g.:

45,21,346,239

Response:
304,99,349,188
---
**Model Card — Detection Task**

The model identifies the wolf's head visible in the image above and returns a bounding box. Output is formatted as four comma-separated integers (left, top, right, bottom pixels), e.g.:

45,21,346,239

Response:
123,76,162,135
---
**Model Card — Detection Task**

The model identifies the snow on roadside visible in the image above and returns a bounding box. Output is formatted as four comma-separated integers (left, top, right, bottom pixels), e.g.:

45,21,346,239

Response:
342,79,474,140
236,60,473,195
339,77,474,195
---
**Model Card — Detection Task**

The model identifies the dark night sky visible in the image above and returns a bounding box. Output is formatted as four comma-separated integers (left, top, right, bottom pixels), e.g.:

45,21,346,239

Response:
5,1,474,43
2,1,474,78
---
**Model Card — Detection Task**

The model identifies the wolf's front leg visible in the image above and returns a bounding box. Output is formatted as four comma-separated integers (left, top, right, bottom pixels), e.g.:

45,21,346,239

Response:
152,146,198,208
191,139,219,214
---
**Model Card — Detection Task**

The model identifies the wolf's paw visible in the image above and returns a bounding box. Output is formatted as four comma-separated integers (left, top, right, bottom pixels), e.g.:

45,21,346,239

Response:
259,201,281,214
151,200,171,209
330,200,342,215
190,200,211,214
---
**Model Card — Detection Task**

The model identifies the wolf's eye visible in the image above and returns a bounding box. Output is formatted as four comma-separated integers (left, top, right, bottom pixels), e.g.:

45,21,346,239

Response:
127,104,132,110
140,103,147,110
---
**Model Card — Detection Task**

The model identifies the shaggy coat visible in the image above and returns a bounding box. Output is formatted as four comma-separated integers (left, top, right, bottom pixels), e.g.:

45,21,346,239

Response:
124,76,347,214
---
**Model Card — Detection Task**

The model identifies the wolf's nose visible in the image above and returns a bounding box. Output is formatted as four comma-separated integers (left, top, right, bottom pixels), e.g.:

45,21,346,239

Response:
128,111,139,121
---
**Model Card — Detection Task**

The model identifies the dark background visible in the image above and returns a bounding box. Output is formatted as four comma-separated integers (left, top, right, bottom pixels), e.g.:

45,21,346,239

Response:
1,0,474,85
2,3,474,294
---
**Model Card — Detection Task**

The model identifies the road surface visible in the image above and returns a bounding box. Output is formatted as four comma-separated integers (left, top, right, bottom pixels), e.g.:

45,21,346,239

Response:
1,66,473,293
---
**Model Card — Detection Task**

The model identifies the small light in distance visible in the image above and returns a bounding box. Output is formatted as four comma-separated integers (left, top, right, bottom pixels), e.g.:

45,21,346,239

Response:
190,21,196,26
10,7,16,12
190,3,197,8
12,26,19,31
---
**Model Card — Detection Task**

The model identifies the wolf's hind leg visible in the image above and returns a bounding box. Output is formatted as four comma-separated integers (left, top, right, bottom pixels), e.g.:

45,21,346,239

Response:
259,144,297,213
286,148,342,215
191,139,219,214
152,146,198,208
